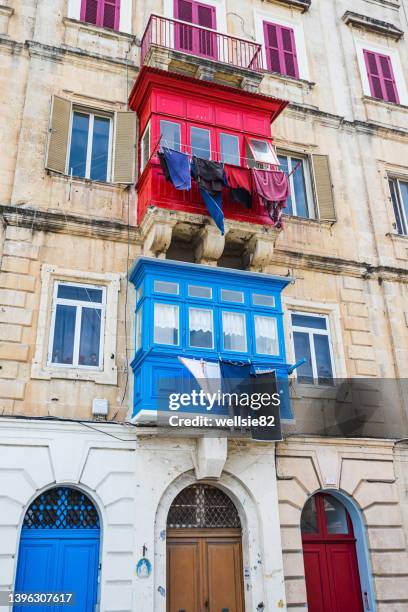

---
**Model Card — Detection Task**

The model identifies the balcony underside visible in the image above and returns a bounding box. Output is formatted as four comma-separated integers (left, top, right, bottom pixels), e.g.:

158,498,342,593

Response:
143,45,264,93
139,206,281,270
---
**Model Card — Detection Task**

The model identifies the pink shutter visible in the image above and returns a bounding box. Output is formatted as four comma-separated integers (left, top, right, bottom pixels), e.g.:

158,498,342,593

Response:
364,50,399,104
378,54,399,104
102,0,120,30
81,0,99,25
174,0,194,52
196,3,216,58
280,26,299,79
263,22,281,73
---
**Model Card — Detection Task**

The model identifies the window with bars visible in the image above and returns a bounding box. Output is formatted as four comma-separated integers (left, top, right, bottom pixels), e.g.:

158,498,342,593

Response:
389,177,408,236
167,484,241,529
23,487,100,530
363,49,399,104
263,21,299,79
80,0,121,31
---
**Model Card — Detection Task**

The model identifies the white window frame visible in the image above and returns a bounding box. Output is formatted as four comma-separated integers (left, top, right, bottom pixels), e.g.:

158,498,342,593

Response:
389,176,408,235
290,311,335,383
67,0,132,34
66,108,113,182
354,38,408,106
283,298,347,396
278,150,315,219
140,121,151,173
253,7,310,81
32,265,120,385
48,281,106,370
246,137,279,166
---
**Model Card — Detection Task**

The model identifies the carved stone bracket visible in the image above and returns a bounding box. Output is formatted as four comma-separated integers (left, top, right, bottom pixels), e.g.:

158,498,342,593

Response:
194,224,225,266
243,233,278,271
143,221,174,258
193,437,228,480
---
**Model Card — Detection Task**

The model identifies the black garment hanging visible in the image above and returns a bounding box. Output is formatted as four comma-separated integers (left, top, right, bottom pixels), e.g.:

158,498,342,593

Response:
192,157,225,195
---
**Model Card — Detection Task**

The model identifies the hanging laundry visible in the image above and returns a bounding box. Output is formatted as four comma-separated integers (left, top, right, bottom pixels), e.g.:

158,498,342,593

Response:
157,151,171,182
199,188,225,235
224,165,252,208
192,157,225,194
251,168,290,228
220,360,252,424
178,356,221,399
159,147,191,190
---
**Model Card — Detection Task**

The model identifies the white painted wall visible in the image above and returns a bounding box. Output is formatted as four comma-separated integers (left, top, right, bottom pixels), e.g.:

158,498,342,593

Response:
0,420,286,612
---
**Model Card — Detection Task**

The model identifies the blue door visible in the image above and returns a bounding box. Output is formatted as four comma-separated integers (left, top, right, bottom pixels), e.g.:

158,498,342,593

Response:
14,488,100,612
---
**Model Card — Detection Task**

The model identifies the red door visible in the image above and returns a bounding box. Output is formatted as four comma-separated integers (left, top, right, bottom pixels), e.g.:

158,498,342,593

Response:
301,493,364,612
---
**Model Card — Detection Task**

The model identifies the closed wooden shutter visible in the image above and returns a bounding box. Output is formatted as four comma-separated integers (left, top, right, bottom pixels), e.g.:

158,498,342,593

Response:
45,96,71,174
264,23,281,73
112,111,136,184
281,26,299,79
363,50,399,104
84,0,99,25
312,155,336,221
102,0,120,30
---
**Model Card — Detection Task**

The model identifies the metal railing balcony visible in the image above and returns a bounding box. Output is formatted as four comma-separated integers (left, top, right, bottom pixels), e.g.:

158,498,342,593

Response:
141,14,264,73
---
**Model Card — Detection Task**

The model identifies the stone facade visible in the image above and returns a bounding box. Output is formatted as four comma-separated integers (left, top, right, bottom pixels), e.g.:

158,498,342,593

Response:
1,0,408,610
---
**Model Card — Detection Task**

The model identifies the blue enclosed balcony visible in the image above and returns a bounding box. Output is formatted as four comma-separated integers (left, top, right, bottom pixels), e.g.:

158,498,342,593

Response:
130,258,294,425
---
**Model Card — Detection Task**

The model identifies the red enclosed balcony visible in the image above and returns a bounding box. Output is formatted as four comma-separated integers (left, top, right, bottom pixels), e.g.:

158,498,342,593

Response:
129,68,288,231
140,14,264,91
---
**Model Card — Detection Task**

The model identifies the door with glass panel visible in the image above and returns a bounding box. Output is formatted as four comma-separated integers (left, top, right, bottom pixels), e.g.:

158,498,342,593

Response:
301,493,363,612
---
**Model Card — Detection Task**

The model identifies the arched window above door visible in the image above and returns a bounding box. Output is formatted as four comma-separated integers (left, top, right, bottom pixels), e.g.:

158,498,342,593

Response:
301,493,352,538
23,487,100,530
167,484,241,529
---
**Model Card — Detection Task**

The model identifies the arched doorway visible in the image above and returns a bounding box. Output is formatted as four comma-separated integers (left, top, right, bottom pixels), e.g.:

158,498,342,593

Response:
166,484,245,612
301,492,363,612
15,487,100,612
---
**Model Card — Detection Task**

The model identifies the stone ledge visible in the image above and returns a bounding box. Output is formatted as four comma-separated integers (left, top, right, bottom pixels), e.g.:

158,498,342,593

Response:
263,0,311,12
62,17,136,43
342,11,404,40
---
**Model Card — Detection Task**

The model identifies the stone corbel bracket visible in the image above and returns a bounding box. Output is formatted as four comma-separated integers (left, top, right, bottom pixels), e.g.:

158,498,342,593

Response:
193,437,228,480
243,230,280,271
140,206,177,258
194,223,226,266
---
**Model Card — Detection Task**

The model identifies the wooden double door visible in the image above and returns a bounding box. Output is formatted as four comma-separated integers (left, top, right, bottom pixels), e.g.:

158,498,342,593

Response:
167,529,245,612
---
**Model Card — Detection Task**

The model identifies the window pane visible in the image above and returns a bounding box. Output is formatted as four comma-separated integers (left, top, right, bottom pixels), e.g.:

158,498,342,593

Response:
291,314,327,330
314,334,334,385
189,308,213,348
249,139,277,164
278,155,293,214
154,280,179,295
292,157,309,218
221,289,244,303
154,303,179,345
57,284,103,303
188,285,212,299
222,311,247,352
254,315,278,355
78,307,102,366
136,306,142,351
400,181,408,232
68,112,89,178
141,124,150,171
253,294,275,308
301,497,318,534
324,496,349,534
293,331,313,384
220,133,240,166
51,304,76,365
191,127,211,159
90,116,110,181
160,120,181,151
389,179,406,235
